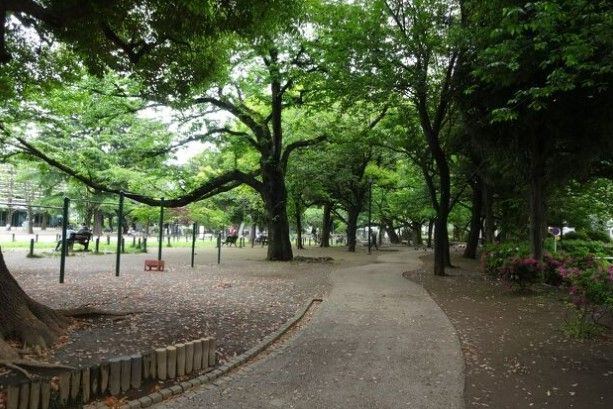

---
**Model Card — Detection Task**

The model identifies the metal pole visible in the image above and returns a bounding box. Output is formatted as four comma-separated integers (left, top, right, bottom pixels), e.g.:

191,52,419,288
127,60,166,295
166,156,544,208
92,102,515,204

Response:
158,198,164,261
115,191,124,277
59,197,69,283
217,232,221,264
191,223,197,268
368,178,373,255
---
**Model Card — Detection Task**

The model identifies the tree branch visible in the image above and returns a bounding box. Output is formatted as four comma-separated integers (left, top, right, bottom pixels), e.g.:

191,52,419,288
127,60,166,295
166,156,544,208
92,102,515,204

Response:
14,136,262,206
195,97,265,140
280,135,327,173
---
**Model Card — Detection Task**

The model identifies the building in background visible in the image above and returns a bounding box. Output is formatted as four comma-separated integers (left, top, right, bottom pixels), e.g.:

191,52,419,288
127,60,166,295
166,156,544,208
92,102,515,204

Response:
0,164,62,229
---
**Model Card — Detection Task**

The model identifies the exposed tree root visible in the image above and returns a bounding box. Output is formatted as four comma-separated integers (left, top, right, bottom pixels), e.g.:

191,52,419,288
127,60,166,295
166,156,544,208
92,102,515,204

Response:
1,362,34,380
0,251,141,378
58,305,142,319
0,359,74,370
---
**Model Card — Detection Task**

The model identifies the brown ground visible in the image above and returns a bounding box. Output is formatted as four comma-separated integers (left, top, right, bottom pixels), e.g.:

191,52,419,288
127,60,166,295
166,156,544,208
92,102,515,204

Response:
405,249,613,409
2,244,612,409
0,245,341,385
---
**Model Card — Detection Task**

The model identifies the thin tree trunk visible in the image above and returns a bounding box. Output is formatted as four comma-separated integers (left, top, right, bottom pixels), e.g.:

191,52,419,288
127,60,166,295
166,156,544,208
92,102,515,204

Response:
464,177,483,259
427,219,434,248
294,198,303,250
483,183,495,243
529,163,546,261
320,203,332,248
41,212,47,231
27,205,34,234
411,222,423,246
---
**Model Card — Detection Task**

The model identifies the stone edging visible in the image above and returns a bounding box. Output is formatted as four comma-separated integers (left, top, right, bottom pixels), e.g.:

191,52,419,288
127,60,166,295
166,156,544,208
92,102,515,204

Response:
119,298,323,409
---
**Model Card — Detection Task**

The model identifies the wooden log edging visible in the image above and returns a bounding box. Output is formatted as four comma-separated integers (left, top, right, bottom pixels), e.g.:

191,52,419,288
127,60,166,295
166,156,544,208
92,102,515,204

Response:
2,336,218,409
118,298,323,409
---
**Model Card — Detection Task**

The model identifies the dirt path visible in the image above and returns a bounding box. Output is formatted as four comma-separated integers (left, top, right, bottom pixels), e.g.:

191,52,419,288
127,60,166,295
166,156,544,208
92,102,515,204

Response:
406,250,613,409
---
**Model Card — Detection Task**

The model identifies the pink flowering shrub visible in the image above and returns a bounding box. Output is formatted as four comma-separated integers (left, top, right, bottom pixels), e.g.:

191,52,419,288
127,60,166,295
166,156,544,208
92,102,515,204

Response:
542,254,567,286
558,262,613,336
499,257,543,291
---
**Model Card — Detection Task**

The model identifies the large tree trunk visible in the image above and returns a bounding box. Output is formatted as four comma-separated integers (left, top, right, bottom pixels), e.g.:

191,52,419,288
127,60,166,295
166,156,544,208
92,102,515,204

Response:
464,176,483,259
411,222,423,246
41,212,48,231
320,203,332,248
93,210,103,236
529,155,546,261
0,250,68,359
384,219,401,244
427,219,434,248
261,166,293,261
346,209,359,252
433,156,452,275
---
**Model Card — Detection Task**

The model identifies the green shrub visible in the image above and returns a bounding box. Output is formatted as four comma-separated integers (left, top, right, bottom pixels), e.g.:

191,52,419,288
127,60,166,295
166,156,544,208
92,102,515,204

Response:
557,239,611,258
563,231,588,240
586,230,611,243
480,241,530,278
559,263,613,337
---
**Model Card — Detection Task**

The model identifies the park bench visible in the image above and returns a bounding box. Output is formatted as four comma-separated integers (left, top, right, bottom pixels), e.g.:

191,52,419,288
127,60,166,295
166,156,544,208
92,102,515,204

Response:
69,232,93,250
144,259,165,271
56,231,93,251
223,235,239,246
255,235,268,246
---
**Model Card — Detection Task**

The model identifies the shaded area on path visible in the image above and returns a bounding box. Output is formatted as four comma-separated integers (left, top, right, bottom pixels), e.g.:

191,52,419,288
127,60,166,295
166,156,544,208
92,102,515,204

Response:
157,248,464,409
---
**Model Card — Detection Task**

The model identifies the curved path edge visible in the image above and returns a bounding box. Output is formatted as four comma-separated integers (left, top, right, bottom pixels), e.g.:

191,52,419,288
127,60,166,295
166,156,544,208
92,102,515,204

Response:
154,247,465,409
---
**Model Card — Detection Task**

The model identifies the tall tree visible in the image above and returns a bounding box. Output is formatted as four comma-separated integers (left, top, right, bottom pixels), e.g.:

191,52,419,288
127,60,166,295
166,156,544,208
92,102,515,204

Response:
315,0,462,274
0,0,305,364
460,0,613,259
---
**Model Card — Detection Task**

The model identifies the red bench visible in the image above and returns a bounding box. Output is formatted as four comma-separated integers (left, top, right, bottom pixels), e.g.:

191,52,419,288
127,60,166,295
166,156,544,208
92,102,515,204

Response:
144,259,165,271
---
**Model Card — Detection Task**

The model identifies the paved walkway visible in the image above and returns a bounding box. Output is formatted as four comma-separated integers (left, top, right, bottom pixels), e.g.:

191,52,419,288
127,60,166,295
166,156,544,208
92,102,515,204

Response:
156,248,464,409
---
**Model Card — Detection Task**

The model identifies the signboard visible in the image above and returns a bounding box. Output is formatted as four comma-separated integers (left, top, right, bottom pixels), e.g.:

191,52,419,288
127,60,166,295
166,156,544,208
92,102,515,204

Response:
548,227,561,236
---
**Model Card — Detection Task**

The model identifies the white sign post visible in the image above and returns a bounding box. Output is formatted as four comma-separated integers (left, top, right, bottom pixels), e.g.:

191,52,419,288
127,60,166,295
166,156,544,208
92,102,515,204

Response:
548,227,561,253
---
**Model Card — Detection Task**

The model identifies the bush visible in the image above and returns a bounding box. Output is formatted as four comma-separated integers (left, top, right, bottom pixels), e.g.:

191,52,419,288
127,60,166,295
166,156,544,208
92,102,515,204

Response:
558,263,613,337
480,241,530,278
586,230,611,243
563,231,588,240
543,254,566,286
500,257,543,291
557,239,611,258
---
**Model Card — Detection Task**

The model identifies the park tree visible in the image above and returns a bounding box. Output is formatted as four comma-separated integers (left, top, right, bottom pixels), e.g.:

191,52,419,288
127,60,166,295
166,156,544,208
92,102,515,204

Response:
315,0,462,274
0,0,304,365
459,0,613,260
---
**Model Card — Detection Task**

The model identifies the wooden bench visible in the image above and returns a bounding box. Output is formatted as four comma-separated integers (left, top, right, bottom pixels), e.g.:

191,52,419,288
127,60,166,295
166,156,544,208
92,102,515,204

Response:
223,235,239,246
144,259,165,271
255,235,268,247
56,231,93,251
69,232,93,250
